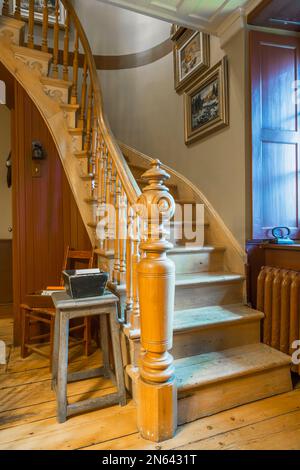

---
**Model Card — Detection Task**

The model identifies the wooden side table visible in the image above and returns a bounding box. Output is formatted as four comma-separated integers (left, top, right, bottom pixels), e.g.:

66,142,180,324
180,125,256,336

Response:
51,291,126,423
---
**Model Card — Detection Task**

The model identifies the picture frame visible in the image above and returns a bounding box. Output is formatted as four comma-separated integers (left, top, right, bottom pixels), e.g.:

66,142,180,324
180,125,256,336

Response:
173,29,210,93
12,1,66,27
184,57,229,145
170,24,186,42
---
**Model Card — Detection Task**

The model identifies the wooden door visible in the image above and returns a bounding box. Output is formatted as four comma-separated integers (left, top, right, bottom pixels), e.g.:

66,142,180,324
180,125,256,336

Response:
250,31,300,239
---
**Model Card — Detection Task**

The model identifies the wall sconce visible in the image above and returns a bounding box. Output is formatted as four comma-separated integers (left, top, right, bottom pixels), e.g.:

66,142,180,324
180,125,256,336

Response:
32,141,46,160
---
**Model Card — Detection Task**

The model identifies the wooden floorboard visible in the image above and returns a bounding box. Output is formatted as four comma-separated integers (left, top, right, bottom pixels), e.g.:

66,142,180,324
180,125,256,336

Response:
0,318,300,450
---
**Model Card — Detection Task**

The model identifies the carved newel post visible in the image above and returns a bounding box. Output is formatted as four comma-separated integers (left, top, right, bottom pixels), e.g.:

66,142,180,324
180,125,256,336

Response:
136,159,177,442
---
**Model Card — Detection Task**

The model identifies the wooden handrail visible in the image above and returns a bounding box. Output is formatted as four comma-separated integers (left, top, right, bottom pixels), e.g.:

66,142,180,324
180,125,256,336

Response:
60,0,141,206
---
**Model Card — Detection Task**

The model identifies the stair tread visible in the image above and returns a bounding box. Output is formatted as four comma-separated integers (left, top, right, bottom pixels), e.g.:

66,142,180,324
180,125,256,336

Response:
40,76,73,88
173,304,264,332
175,272,244,286
176,343,291,392
170,245,224,255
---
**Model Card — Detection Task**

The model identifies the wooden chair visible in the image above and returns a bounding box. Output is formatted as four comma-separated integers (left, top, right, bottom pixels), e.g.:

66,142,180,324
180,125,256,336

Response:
21,247,94,369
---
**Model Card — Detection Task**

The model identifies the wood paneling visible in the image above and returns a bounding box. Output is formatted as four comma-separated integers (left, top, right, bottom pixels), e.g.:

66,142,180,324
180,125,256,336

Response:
248,0,300,33
250,31,300,239
0,240,12,305
11,79,91,344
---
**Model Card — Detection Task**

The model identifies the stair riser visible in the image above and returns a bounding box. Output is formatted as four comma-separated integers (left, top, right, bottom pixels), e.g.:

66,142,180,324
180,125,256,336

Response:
178,365,292,425
0,17,24,45
169,250,224,274
169,225,208,247
14,52,50,76
175,281,244,310
63,110,77,128
127,319,261,367
42,84,70,104
70,134,83,152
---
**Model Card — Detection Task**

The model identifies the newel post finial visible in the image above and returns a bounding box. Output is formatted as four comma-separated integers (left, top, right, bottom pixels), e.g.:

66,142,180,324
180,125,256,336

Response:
136,159,177,442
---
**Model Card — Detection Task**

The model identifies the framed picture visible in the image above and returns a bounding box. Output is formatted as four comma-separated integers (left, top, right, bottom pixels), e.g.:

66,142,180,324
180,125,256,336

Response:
170,24,186,42
13,1,66,27
184,57,229,145
173,29,210,93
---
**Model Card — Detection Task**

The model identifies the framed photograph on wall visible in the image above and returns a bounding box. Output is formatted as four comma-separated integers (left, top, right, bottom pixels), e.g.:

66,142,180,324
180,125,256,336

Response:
13,1,66,27
170,24,186,42
184,57,229,145
173,29,210,93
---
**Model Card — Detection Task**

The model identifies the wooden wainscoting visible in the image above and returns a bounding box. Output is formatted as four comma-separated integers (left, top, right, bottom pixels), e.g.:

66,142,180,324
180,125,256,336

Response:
10,78,91,344
0,239,12,308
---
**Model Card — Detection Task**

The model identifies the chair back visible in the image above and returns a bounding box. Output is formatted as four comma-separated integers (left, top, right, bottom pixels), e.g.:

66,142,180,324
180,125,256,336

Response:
60,246,94,285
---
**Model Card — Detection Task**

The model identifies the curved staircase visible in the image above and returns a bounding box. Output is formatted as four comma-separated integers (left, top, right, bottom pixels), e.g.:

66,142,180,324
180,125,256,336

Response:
0,0,292,442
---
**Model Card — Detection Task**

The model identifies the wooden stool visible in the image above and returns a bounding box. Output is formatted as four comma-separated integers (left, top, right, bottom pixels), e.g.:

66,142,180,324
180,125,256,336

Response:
51,291,126,423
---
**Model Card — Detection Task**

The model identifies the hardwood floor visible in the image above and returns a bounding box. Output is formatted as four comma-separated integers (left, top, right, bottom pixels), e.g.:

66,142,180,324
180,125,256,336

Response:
0,317,300,450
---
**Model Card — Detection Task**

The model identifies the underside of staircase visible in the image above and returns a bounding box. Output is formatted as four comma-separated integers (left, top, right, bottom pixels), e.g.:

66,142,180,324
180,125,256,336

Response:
0,5,292,440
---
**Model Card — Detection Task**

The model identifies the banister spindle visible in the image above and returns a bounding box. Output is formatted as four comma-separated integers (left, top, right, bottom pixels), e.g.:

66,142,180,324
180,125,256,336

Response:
136,160,176,442
104,156,112,250
125,207,134,322
98,143,107,250
71,30,79,104
129,214,140,331
2,0,9,16
63,9,70,80
14,0,21,19
78,58,88,129
119,187,127,284
113,178,121,283
52,0,60,78
27,0,35,49
41,0,49,52
84,82,93,154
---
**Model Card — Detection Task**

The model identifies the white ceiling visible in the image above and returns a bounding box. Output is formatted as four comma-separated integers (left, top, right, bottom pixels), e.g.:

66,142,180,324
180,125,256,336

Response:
97,0,263,36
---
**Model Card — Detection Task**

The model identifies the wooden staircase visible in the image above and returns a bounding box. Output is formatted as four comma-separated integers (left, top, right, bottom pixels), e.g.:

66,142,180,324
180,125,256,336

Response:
0,0,292,443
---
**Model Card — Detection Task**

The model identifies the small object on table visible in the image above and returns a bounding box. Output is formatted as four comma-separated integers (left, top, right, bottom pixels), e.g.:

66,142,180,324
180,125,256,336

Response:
271,226,295,245
62,268,108,299
51,291,126,423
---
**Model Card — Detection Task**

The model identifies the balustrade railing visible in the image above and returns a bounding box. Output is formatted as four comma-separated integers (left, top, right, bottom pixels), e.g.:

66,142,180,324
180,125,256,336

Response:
1,0,176,441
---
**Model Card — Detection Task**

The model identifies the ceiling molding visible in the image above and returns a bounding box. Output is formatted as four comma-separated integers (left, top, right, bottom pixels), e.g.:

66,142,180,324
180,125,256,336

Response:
97,0,264,36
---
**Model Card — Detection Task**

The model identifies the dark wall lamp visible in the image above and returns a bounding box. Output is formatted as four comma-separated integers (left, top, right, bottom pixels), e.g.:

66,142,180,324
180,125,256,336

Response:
32,141,46,160
31,141,46,178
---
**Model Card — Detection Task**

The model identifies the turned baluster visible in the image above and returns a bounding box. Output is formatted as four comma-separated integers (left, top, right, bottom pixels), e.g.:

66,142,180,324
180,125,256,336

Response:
84,81,93,154
136,159,176,442
41,0,49,52
27,0,35,49
113,178,121,283
98,143,107,250
78,58,88,129
71,30,79,104
104,156,112,250
63,10,70,80
90,116,97,180
125,207,134,322
129,214,140,331
52,0,60,78
2,1,9,16
14,0,21,19
119,187,127,284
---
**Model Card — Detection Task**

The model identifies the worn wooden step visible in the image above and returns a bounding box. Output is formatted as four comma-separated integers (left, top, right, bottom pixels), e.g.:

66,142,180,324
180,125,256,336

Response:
168,245,224,273
127,303,264,365
60,103,80,128
174,272,244,310
0,16,25,45
40,76,72,104
172,304,263,359
12,44,52,76
176,343,292,425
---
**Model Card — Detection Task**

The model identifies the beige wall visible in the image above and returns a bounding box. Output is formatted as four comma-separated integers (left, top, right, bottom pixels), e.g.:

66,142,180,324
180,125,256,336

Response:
99,31,247,246
0,105,12,239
